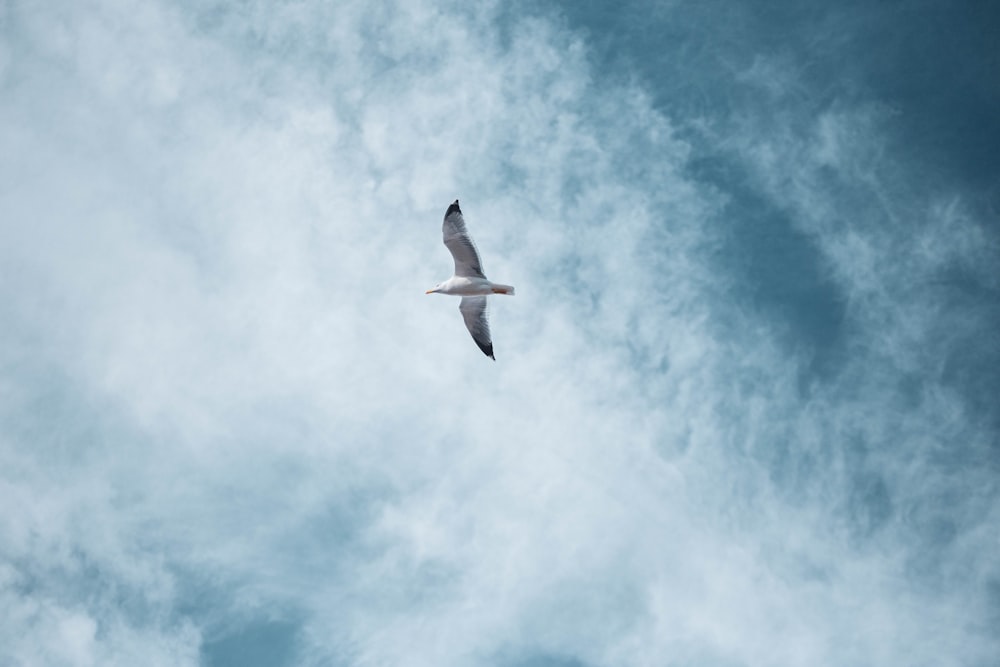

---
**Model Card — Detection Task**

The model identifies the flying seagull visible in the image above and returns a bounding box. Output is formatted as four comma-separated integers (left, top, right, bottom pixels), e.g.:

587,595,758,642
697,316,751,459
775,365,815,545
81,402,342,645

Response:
426,200,515,360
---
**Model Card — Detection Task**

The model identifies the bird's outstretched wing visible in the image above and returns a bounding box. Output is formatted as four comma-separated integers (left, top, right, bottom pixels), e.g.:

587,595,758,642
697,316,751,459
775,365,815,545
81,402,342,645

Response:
442,200,486,279
459,296,494,360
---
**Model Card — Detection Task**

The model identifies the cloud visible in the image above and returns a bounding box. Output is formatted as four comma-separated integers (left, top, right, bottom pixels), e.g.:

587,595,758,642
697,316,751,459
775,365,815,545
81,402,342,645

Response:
1,1,998,666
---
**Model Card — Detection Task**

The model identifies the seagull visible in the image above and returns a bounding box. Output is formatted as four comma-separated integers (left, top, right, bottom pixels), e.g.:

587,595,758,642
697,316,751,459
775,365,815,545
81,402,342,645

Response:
426,200,515,360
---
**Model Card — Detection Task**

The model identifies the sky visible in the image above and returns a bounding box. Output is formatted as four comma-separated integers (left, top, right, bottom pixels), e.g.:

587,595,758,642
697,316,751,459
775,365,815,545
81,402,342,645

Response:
1,1,998,665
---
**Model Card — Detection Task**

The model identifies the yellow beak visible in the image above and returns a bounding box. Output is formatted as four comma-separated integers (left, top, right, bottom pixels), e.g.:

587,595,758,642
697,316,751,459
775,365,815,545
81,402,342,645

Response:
425,289,434,294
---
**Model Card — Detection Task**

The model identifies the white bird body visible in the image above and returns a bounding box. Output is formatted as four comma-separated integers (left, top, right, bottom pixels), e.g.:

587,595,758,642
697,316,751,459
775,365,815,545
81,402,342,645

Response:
431,276,515,297
426,200,515,360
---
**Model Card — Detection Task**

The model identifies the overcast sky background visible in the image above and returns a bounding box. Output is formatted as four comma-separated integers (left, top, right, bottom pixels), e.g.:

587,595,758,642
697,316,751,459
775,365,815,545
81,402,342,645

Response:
1,1,998,665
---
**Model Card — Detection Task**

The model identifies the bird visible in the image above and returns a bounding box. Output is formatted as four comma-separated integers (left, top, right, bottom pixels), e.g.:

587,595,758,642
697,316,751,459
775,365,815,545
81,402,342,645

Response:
426,200,515,360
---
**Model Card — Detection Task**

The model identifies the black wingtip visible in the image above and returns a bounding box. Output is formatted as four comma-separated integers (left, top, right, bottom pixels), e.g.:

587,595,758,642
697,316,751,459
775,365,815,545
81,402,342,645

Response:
446,199,461,216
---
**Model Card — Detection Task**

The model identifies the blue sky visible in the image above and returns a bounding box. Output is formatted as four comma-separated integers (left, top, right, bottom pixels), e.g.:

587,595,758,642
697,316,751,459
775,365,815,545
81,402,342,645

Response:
1,1,998,665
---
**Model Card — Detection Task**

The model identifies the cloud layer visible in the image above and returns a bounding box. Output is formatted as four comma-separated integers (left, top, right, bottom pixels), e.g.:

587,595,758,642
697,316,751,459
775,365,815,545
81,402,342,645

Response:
1,1,997,665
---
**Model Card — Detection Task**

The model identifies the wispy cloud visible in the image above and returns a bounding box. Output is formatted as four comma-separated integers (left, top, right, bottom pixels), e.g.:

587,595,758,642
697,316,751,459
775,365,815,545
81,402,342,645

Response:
1,1,997,665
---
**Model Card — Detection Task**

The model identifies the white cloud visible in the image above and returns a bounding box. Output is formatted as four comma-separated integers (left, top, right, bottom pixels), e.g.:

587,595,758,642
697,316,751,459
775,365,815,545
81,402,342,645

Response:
1,1,997,666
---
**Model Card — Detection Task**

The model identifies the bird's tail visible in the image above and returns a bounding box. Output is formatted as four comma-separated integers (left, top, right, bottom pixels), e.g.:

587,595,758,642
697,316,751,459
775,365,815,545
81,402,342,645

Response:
491,284,515,295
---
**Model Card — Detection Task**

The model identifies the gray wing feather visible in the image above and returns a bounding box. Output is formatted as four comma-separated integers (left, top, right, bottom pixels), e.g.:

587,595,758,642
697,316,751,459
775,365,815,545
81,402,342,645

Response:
459,296,494,360
443,200,486,279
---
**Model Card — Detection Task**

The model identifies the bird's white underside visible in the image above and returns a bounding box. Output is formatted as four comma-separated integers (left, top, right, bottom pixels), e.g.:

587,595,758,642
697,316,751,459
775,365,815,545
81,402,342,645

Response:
431,276,513,296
